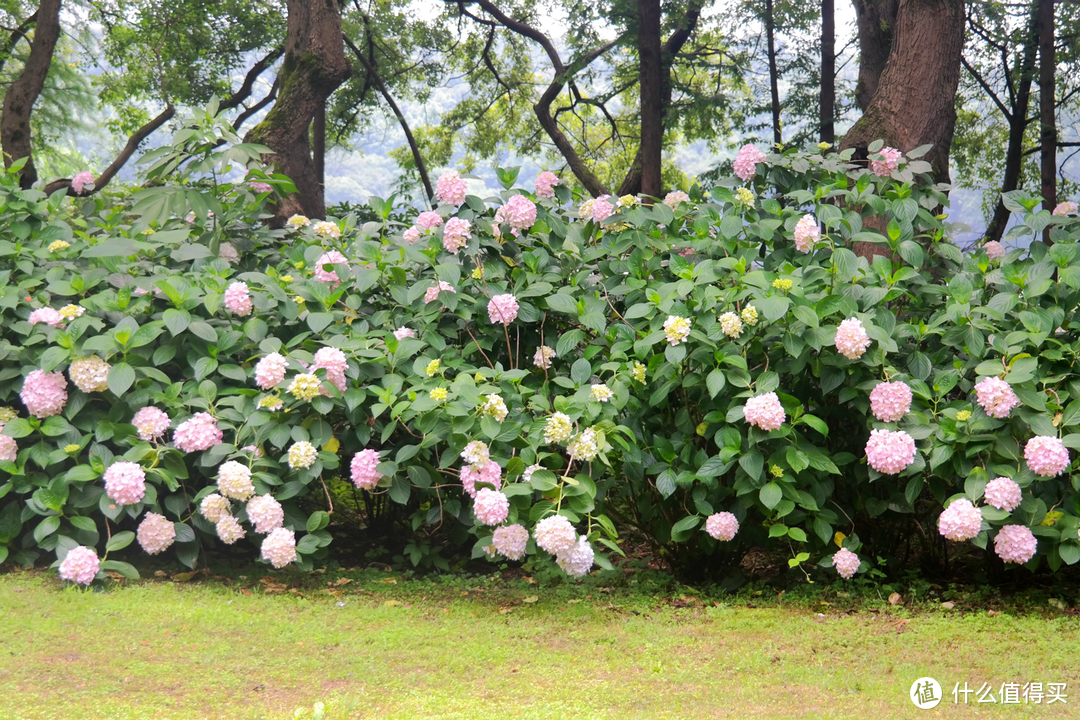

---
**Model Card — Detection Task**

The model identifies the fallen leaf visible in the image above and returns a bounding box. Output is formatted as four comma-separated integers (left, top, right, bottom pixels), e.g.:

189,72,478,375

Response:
331,578,353,587
987,610,1000,617
384,600,401,607
378,577,397,584
1049,598,1067,611
522,595,539,604
888,592,902,606
941,601,955,610
499,607,514,615
172,572,194,582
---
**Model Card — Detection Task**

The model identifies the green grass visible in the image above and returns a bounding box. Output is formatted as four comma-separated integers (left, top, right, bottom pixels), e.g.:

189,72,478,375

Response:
2,569,1079,719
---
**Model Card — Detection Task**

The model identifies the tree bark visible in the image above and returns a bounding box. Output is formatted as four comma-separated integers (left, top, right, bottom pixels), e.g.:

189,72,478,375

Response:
637,0,663,198
245,0,351,220
851,0,900,110
821,0,835,144
764,0,782,147
313,101,326,193
1,0,61,188
1038,0,1056,243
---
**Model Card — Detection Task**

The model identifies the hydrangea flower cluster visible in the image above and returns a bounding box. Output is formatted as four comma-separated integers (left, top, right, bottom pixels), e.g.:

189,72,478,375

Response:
173,413,223,452
938,498,982,541
403,227,421,244
500,194,538,231
631,362,646,383
793,215,820,253
488,294,519,324
1024,436,1069,477
719,312,743,338
437,170,468,205
533,345,555,369
313,250,348,284
534,171,559,198
104,461,146,505
199,493,232,523
994,525,1037,564
443,217,471,253
590,196,615,224
424,280,455,303
261,527,297,568
522,464,543,484
705,512,739,541
393,327,415,341
0,430,16,462
20,370,68,418
461,440,490,468
663,190,690,208
556,537,594,577
217,461,254,501
567,428,599,461
312,221,341,239
735,187,755,206
351,449,382,490
217,516,246,544
832,548,860,579
59,546,99,585
247,494,285,534
29,307,63,327
744,392,785,431
1051,201,1077,216
473,488,510,526
870,146,902,177
534,515,577,555
417,211,443,230
741,305,758,326
312,347,348,394
865,429,917,474
973,377,1020,419
48,240,70,252
71,171,95,195
663,315,691,345
58,304,84,320
481,394,508,422
287,214,310,228
983,477,1022,512
288,441,318,469
462,460,502,497
733,144,767,181
834,318,871,359
983,241,1005,259
287,373,322,401
544,412,573,444
224,281,253,316
590,384,613,402
255,352,288,390
69,356,111,393
492,524,529,560
869,381,912,423
137,513,176,555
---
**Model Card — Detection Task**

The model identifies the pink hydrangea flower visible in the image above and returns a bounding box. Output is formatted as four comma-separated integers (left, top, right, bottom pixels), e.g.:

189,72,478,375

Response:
199,493,232,523
314,251,348,284
834,318,871,360
423,280,455,303
663,190,690,208
248,181,272,193
403,226,421,245
733,144,767,181
224,281,253,316
442,217,471,254
461,460,502,497
556,537,594,577
473,488,510,526
1052,201,1077,216
417,211,443,230
533,514,576,555
870,147,902,177
983,241,1005,259
28,308,63,327
832,548,860,579
984,477,1022,512
216,516,245,544
865,428,917,474
974,377,1020,419
436,170,468,205
393,327,415,341
744,392,786,431
1024,436,1070,477
502,194,538,231
71,171,95,195
255,352,288,390
351,449,382,490
938,498,982,541
705,512,739,541
261,527,296,568
994,524,1037,564
137,512,176,555
59,546,99,585
793,215,820,253
104,461,146,505
173,412,223,453
217,461,254,501
534,171,559,198
247,494,285,534
487,294,519,324
590,195,615,224
492,524,529,560
869,381,912,423
131,407,170,441
68,356,110,393
0,430,16,462
20,370,68,418
533,345,554,369
312,347,348,394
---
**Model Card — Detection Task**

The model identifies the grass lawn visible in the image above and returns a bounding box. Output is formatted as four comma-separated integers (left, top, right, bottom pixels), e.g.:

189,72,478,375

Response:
2,568,1079,719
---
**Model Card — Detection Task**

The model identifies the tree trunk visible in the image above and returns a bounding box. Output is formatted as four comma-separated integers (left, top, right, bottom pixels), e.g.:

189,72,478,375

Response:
765,0,782,147
1038,0,1056,243
1,0,61,188
851,0,900,110
637,0,663,198
983,5,1039,244
313,101,326,193
841,0,965,259
821,0,835,144
245,0,350,221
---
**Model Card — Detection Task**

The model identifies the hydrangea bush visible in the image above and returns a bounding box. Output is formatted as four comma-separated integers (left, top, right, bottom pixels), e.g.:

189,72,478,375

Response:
2,112,1080,585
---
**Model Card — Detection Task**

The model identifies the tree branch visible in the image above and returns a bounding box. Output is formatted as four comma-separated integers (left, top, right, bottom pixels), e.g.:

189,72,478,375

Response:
0,10,36,77
220,46,284,112
961,55,1012,120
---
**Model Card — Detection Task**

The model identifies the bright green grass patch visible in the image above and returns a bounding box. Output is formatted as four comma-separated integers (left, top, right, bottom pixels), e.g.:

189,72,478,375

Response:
2,570,1079,719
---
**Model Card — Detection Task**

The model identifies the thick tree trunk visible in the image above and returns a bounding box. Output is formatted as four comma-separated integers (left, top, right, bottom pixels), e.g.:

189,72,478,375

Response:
1038,0,1056,243
765,0,782,147
821,0,835,144
637,0,663,198
851,0,900,110
313,101,326,192
1,0,61,188
245,0,350,220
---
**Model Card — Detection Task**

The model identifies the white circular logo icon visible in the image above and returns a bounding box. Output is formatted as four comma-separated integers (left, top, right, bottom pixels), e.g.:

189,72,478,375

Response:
910,677,942,709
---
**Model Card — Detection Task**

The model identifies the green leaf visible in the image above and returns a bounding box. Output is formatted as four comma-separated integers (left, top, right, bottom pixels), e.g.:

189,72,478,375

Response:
107,362,136,396
306,511,330,533
739,451,763,481
787,527,808,542
800,414,828,436
1,418,35,438
34,516,60,543
759,482,782,510
99,560,140,580
106,531,135,552
570,359,592,385
706,369,726,398
670,515,701,542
